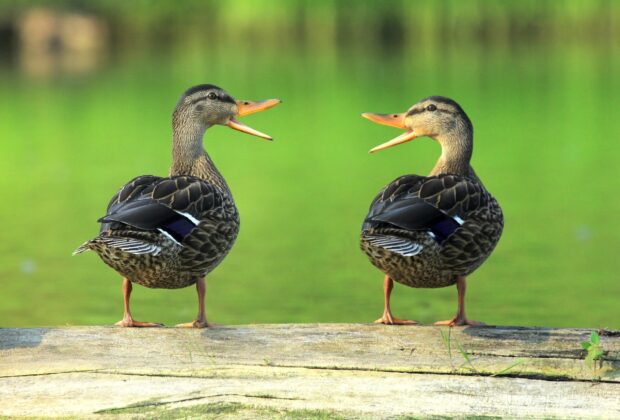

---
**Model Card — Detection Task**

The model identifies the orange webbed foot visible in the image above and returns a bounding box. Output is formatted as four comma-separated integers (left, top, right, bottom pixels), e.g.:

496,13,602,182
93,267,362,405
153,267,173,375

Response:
374,311,418,325
175,319,215,328
115,318,164,328
434,316,486,327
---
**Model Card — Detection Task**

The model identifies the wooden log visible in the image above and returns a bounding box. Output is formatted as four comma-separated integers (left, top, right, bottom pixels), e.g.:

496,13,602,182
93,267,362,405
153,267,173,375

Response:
1,324,619,418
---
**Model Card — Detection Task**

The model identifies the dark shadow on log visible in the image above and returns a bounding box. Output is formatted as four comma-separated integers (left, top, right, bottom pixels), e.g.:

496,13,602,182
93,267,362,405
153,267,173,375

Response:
462,325,554,344
0,328,46,350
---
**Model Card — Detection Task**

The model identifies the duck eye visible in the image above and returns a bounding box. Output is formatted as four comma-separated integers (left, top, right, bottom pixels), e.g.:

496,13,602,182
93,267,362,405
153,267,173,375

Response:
207,92,218,100
426,104,437,112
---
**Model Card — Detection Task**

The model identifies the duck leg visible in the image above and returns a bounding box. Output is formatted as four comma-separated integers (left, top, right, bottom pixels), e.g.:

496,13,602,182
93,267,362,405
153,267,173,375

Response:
176,277,212,328
374,275,418,325
115,278,163,327
434,276,485,327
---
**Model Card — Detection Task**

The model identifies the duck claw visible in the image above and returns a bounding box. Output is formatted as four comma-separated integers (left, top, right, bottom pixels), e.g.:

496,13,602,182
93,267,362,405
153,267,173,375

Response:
115,319,164,328
434,316,486,327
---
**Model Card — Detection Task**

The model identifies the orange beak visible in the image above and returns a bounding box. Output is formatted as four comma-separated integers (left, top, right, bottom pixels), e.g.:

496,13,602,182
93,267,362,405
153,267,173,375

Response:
226,98,282,140
361,112,418,153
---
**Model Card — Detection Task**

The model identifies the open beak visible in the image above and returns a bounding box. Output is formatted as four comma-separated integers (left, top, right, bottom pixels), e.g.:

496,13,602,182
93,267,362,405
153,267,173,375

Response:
361,112,418,153
226,98,281,140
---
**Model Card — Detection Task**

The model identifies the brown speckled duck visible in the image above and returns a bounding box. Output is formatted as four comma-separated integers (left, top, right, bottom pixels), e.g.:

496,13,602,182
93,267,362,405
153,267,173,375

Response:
360,96,503,326
74,84,281,328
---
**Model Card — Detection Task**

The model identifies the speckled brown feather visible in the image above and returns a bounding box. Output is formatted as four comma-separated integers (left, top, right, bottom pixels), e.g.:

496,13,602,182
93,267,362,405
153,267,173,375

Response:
83,174,239,289
361,174,503,288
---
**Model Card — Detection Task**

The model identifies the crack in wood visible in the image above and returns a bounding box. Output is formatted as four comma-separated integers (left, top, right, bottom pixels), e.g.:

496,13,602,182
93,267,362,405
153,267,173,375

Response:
5,362,614,386
272,363,618,384
0,369,100,379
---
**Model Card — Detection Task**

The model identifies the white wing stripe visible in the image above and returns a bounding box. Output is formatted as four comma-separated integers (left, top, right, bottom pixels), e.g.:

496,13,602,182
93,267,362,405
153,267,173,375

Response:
365,235,424,257
157,229,182,246
100,237,162,256
173,210,200,226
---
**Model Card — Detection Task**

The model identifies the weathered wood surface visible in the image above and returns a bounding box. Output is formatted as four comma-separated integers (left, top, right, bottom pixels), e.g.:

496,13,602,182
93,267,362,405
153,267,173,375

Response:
1,324,619,418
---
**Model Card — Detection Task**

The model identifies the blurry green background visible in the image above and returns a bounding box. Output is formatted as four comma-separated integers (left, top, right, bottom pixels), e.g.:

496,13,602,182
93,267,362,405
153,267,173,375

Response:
0,1,618,329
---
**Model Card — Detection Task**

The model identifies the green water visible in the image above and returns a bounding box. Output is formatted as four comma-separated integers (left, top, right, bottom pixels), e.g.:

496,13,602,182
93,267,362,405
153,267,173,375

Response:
1,35,619,328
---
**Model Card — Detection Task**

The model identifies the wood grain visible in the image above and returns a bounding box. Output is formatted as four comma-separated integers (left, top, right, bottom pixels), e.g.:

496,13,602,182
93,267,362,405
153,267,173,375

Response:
1,324,619,417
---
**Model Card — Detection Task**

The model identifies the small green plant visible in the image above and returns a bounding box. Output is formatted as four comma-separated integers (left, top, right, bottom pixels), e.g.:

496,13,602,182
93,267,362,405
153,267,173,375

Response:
581,330,604,369
439,327,477,373
439,327,524,376
492,359,526,377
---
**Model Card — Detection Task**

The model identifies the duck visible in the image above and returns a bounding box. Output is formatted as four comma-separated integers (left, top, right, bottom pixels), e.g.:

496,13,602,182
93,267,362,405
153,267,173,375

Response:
74,84,281,328
360,96,503,326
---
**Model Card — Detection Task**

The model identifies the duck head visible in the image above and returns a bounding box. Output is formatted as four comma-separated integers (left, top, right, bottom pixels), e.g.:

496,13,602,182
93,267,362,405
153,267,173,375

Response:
174,84,281,140
362,96,472,153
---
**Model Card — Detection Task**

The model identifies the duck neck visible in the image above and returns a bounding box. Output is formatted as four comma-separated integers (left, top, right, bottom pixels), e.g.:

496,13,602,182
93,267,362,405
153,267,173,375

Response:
429,128,478,181
169,115,231,195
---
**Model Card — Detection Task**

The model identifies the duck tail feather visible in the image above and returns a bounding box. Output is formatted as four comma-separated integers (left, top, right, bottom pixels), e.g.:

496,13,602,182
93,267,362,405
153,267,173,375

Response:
72,241,93,256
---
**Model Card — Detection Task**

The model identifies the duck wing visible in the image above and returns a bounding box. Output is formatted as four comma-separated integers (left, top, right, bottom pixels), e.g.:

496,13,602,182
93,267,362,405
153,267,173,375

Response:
100,175,230,245
364,174,502,253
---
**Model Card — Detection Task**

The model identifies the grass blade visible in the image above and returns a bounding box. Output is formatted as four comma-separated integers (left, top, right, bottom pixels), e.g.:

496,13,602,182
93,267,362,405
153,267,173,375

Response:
492,359,525,376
